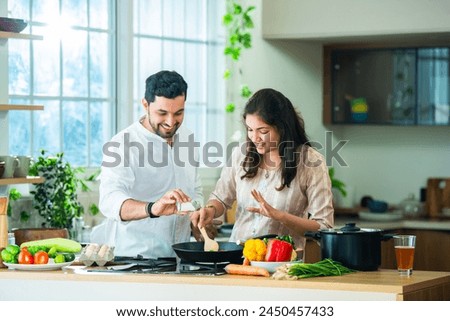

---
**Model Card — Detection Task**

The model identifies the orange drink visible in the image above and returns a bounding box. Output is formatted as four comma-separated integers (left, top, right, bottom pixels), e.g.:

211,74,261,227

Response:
395,246,415,270
393,235,416,276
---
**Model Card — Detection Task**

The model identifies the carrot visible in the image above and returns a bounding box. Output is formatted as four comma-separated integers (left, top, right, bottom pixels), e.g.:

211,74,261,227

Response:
224,264,270,277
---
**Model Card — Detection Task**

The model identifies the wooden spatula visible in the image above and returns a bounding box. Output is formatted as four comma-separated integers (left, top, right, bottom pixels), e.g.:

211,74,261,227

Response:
200,227,219,252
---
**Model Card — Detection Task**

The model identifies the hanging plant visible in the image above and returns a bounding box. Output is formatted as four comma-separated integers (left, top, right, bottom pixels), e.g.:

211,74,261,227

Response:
223,0,255,113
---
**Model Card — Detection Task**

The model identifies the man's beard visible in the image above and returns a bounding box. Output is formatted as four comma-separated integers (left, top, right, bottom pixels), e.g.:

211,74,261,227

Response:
147,114,179,139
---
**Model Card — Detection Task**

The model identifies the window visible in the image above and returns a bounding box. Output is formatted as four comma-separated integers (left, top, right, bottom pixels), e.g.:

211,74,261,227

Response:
8,0,225,167
8,0,115,167
131,0,226,166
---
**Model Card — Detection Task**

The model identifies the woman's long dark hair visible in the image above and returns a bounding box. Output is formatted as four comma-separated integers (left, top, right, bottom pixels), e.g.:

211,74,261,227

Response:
241,88,311,190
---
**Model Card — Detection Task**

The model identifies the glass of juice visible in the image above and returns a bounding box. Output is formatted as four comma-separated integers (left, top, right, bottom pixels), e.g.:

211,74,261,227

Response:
394,235,416,276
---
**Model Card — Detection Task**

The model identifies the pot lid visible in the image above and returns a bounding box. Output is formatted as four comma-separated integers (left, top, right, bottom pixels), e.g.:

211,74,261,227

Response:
320,223,382,234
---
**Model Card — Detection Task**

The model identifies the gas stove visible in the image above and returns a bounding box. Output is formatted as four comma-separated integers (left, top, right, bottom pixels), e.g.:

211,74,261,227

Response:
85,255,227,275
178,260,227,275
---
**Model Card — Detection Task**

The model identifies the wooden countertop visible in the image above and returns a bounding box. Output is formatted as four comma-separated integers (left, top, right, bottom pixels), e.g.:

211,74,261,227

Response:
0,267,448,301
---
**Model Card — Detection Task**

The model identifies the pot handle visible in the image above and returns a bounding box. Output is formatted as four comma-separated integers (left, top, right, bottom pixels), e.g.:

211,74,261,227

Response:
381,233,396,241
304,231,321,240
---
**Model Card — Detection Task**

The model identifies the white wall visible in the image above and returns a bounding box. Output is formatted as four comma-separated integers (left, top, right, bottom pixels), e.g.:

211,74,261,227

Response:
233,0,450,207
262,0,450,40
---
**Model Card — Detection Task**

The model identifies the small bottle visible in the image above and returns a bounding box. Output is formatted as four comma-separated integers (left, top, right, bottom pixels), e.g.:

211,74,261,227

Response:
8,232,15,245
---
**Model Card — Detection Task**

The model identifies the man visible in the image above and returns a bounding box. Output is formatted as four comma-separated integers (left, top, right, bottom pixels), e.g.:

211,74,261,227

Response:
91,70,204,258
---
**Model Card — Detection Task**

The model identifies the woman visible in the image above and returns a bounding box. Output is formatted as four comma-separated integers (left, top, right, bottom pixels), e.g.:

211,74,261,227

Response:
191,88,333,254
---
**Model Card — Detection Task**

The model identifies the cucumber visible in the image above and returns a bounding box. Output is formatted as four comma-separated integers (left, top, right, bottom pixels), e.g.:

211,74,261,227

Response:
20,238,82,253
63,253,76,262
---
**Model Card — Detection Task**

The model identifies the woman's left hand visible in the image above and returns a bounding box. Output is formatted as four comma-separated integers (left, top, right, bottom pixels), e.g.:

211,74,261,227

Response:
247,189,283,220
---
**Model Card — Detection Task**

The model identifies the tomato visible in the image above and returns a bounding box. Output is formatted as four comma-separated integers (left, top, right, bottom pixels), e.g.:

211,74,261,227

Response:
18,249,34,264
34,250,49,264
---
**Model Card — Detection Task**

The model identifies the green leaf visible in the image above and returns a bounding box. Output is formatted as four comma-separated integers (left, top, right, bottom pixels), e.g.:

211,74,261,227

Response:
233,3,242,15
240,33,252,48
222,13,233,25
223,69,231,79
328,167,347,197
89,203,100,216
240,85,252,98
225,103,235,113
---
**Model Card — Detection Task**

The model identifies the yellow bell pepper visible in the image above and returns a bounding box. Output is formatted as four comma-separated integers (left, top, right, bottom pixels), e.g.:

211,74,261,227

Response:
243,239,267,261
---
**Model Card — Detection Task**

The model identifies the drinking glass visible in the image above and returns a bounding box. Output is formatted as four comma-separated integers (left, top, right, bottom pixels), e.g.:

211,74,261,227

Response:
394,235,416,276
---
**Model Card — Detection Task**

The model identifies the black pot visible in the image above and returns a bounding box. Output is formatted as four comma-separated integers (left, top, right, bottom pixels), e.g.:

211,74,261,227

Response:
305,223,394,271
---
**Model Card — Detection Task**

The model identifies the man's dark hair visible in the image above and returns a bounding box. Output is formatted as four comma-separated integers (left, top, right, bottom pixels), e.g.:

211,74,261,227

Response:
144,70,188,103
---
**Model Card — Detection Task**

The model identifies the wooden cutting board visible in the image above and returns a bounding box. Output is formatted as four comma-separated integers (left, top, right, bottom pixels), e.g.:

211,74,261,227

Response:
426,178,450,218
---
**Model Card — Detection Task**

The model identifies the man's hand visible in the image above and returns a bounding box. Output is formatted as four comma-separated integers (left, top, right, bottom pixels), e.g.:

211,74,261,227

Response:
151,188,191,216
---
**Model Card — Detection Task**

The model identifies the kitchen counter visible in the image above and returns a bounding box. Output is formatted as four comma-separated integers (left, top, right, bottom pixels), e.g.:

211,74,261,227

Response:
0,266,449,301
335,217,450,231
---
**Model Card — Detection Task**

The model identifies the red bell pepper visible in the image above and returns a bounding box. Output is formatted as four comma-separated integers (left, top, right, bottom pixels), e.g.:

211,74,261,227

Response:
264,238,293,262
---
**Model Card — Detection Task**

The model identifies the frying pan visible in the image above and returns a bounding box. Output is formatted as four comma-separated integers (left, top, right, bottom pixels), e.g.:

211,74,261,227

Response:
172,234,278,264
172,241,244,264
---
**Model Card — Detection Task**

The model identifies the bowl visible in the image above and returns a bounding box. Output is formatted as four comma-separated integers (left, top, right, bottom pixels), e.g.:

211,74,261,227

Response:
367,199,388,213
0,17,28,33
250,260,301,273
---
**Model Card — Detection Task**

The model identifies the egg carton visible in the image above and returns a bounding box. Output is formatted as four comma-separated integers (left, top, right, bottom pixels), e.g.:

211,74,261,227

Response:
79,243,115,267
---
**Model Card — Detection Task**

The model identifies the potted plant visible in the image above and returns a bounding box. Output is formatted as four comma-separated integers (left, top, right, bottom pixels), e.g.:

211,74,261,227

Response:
328,167,347,198
28,150,84,230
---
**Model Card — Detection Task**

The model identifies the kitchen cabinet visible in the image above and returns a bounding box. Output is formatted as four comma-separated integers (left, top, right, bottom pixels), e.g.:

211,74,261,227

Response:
325,44,450,125
0,30,44,185
323,44,450,126
381,229,450,272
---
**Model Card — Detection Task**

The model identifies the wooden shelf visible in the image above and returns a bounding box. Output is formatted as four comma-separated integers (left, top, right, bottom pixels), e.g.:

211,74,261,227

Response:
0,104,44,111
0,31,43,41
0,176,44,185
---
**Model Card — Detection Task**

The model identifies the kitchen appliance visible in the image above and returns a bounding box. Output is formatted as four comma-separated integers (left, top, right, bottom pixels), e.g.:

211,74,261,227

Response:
86,256,178,274
85,255,228,275
305,223,394,271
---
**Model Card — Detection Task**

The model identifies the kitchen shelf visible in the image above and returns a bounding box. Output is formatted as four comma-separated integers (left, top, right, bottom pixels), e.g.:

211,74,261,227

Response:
0,104,44,111
0,31,43,41
0,176,44,185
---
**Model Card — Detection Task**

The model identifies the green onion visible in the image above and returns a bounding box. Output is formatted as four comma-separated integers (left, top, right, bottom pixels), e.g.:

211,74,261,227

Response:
288,258,355,279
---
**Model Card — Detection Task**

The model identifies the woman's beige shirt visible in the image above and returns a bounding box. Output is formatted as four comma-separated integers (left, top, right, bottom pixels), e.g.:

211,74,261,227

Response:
209,145,334,252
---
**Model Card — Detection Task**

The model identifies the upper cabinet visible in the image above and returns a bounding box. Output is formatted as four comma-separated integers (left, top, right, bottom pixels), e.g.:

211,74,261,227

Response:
323,44,450,126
